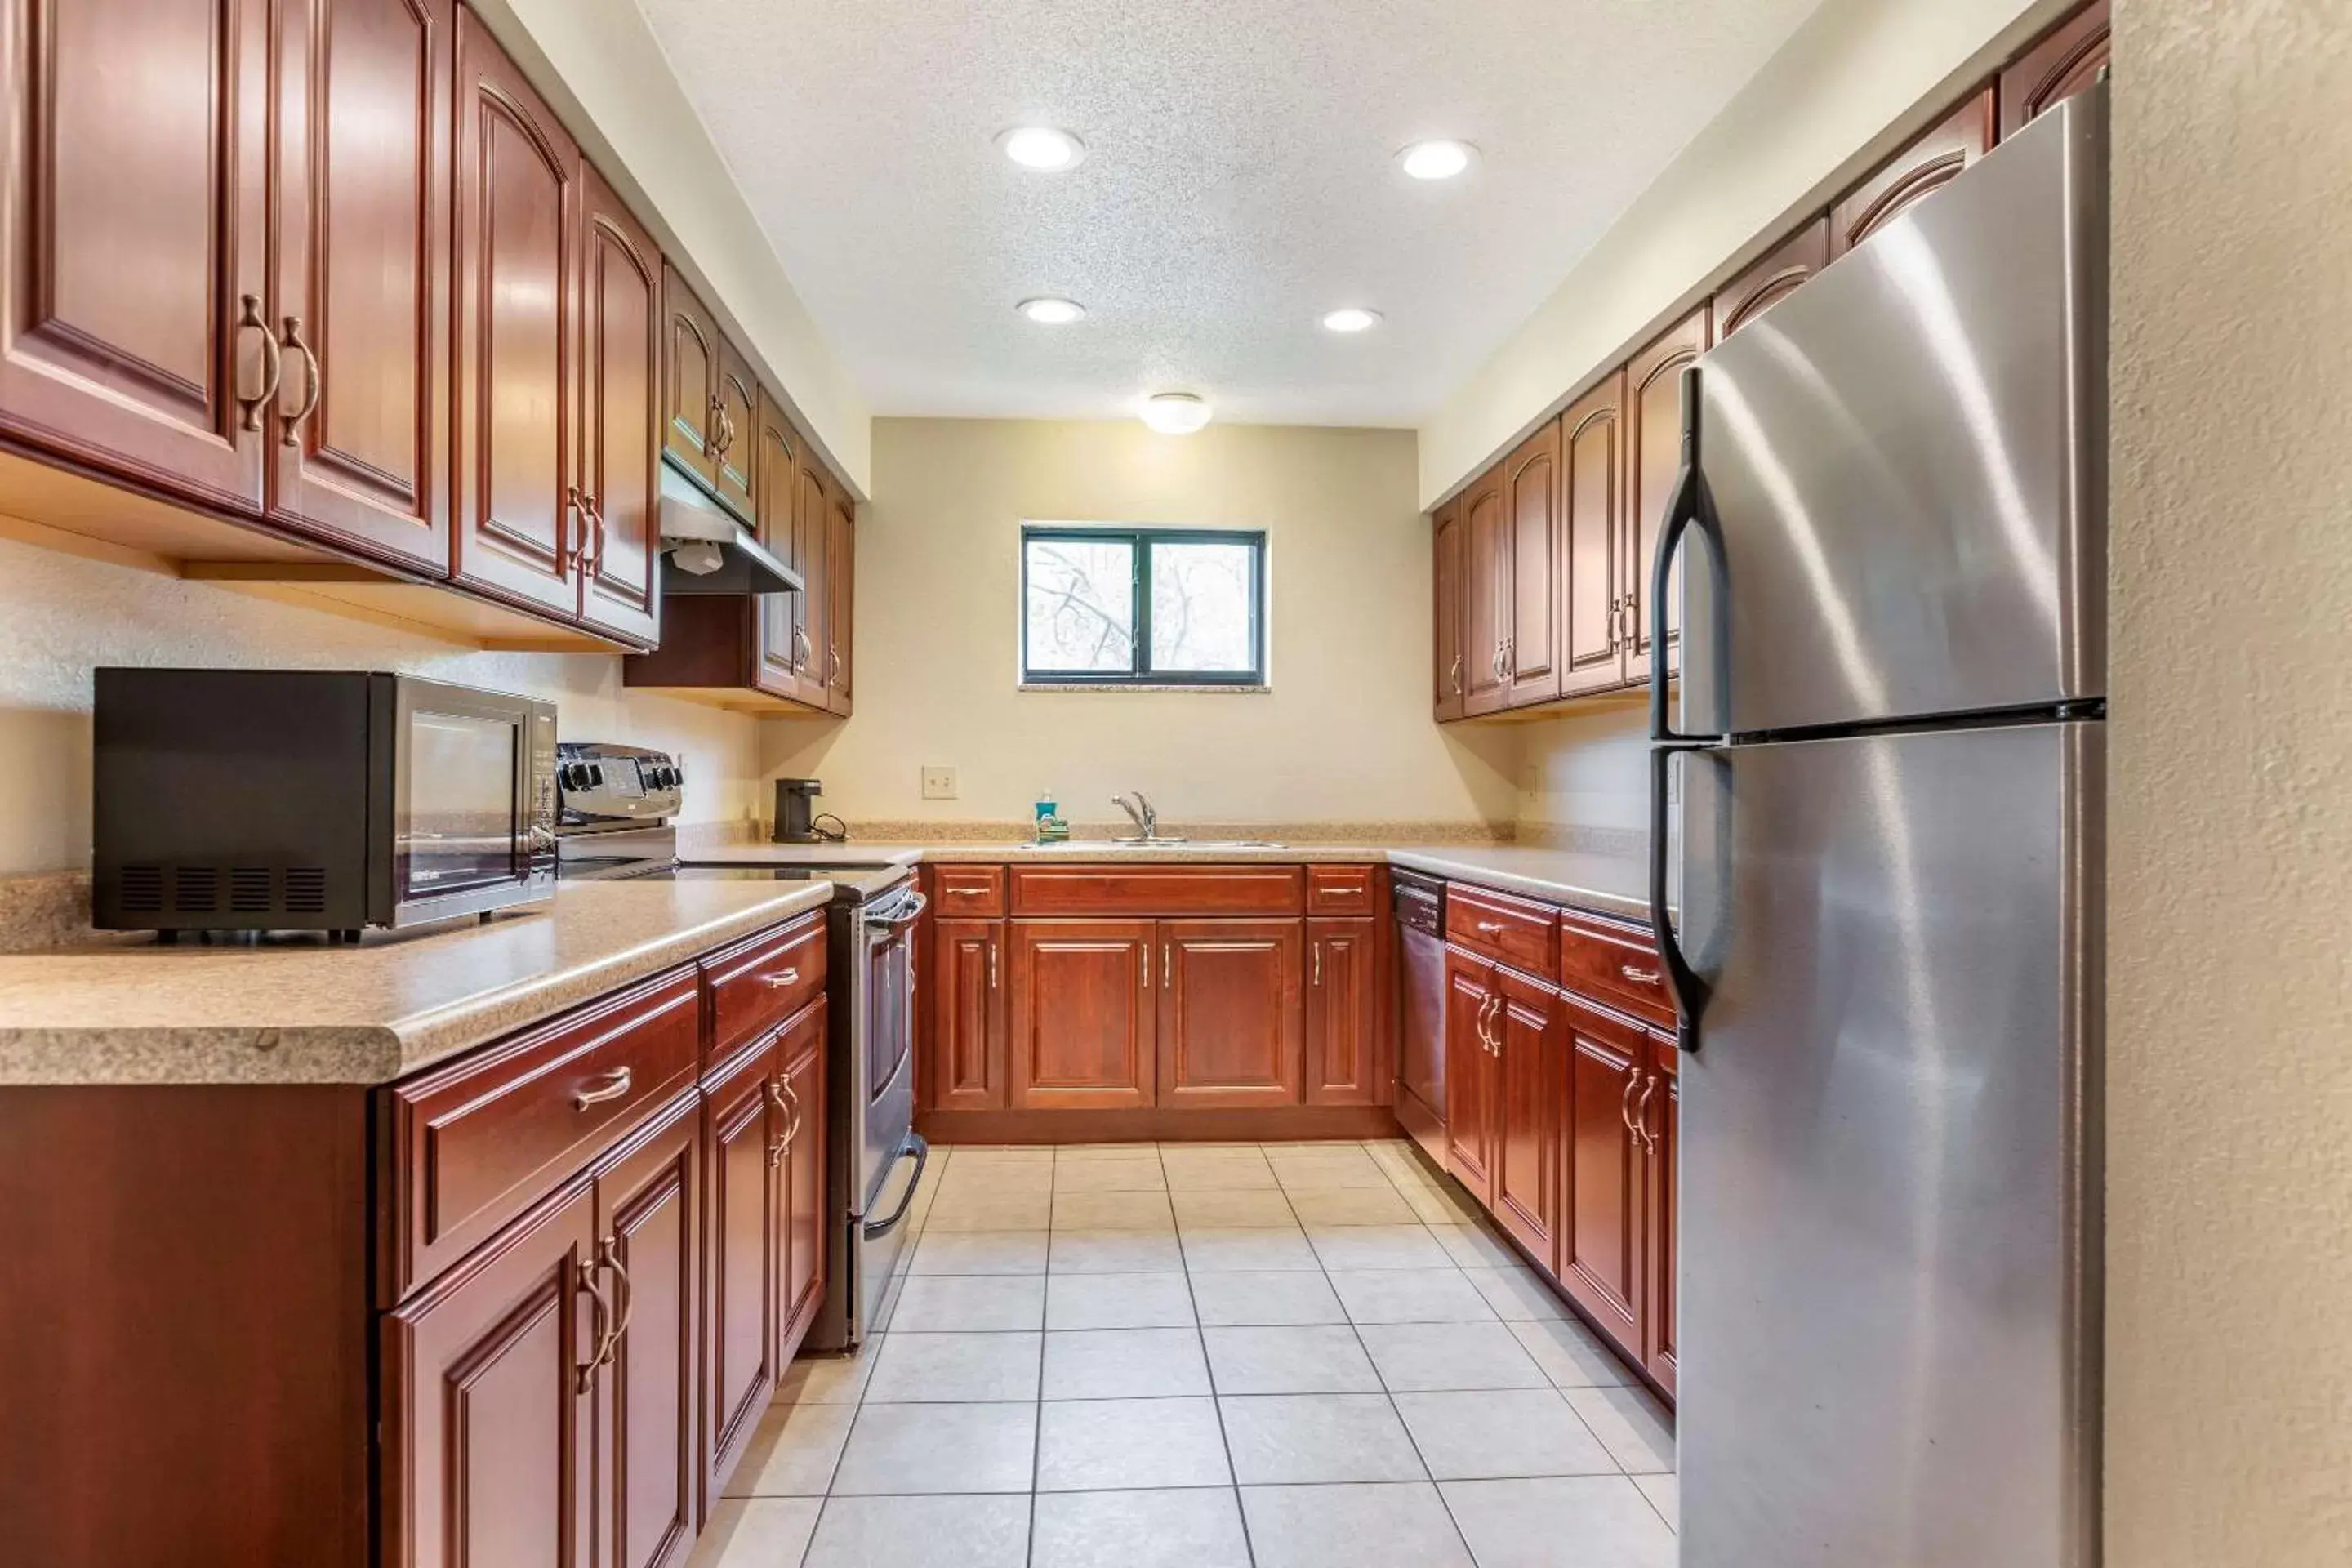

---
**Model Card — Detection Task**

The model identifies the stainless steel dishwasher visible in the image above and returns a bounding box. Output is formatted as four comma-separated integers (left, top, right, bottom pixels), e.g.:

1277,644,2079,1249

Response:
1392,870,1448,1165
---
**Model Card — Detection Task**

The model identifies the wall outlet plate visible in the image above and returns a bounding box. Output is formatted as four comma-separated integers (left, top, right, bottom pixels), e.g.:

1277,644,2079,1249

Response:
920,766,958,800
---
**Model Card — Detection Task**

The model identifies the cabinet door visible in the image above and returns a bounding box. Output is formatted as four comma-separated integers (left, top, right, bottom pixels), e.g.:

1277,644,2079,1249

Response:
1503,417,1562,706
383,1175,596,1568
452,9,582,617
1442,947,1497,1203
751,391,813,702
1714,216,1829,342
1622,307,1709,689
1642,1037,1677,1398
594,1094,698,1568
577,167,662,647
2000,0,2109,139
1305,916,1382,1106
712,337,757,520
1157,918,1305,1110
1492,968,1563,1267
1557,993,1646,1356
1829,87,1997,258
1460,467,1509,717
778,1004,829,1354
796,459,831,707
1009,920,1156,1110
932,918,1008,1111
1431,501,1465,722
1558,372,1628,696
824,483,856,714
0,0,269,510
267,0,452,572
701,1036,779,1493
662,268,717,485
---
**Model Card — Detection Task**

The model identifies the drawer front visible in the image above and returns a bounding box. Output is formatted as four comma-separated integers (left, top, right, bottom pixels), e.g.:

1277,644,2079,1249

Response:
705,911,828,1059
388,964,702,1299
1558,909,1675,1028
1305,864,1379,915
934,864,1008,917
1446,883,1557,976
1010,866,1306,917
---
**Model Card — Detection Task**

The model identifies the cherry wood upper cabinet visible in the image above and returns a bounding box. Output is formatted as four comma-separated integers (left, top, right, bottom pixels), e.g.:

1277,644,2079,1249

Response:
1156,919,1304,1111
1642,1036,1678,1399
1623,306,1709,689
1830,87,1998,259
2001,0,2109,138
451,10,582,617
1491,967,1564,1268
1431,500,1466,722
931,919,1009,1112
1009,920,1156,1110
1714,217,1830,342
662,269,719,488
382,1174,596,1568
1558,371,1628,697
1459,466,1510,718
796,458,833,710
824,481,857,715
591,1095,698,1568
777,1007,829,1353
1442,947,1499,1204
1557,991,1646,1356
577,167,662,648
712,338,757,521
0,0,270,511
700,1033,779,1495
1305,916,1383,1106
751,391,812,702
1503,418,1563,706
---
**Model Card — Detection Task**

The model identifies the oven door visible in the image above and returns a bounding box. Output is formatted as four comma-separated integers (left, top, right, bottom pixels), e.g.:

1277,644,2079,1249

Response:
854,885,929,1338
389,678,557,926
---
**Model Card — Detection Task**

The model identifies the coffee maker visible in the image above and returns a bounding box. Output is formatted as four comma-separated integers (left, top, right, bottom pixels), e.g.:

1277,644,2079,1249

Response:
771,777,835,844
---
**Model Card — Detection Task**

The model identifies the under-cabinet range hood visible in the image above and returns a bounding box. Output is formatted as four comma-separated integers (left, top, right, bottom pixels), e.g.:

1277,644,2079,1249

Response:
657,461,800,596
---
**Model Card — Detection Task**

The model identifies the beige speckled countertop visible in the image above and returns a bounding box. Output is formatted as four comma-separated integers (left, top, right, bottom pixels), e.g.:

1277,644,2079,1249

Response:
0,880,832,1087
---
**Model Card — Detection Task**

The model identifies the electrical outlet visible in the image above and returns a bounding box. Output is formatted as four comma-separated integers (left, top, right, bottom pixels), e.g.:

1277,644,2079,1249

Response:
920,766,958,800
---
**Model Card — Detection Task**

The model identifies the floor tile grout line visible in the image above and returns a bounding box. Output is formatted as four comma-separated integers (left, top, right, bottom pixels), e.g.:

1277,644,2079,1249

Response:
1184,1139,1262,1568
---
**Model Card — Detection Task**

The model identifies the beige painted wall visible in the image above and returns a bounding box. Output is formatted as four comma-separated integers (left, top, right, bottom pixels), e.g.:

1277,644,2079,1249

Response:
1416,0,2067,508
762,418,1519,828
1515,706,1651,840
0,531,764,878
2105,1,2352,1560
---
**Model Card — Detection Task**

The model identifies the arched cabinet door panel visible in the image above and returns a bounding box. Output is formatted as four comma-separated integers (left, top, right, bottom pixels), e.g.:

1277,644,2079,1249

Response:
2001,0,2110,140
1829,87,1997,260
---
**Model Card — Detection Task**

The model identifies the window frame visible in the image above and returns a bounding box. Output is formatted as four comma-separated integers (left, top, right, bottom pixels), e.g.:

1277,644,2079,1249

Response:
1019,523,1268,688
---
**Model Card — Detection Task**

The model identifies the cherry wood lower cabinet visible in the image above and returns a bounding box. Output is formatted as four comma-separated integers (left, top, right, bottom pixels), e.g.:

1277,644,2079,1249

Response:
700,1026,783,1497
1441,946,1562,1265
1557,990,1649,1354
933,917,1009,1110
1159,918,1305,1109
777,1010,830,1356
1442,945,1501,1202
1642,1037,1679,1397
1009,919,1157,1110
1305,915,1383,1105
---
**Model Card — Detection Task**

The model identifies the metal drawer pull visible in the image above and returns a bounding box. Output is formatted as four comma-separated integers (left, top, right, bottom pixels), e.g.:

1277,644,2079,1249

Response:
1619,964,1661,986
1619,1070,1644,1138
1475,920,1506,937
574,1066,633,1109
761,967,803,988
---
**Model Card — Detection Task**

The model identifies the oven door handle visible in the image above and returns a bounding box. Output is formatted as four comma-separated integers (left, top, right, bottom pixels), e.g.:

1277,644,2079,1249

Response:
863,889,928,933
861,1134,931,1240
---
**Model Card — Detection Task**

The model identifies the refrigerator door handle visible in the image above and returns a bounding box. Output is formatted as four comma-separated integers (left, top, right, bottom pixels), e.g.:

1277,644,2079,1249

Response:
1650,746,1710,1054
1650,363,1720,1054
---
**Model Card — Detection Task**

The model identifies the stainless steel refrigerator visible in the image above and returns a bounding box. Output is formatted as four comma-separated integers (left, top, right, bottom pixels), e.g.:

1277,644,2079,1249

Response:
1649,85,2107,1567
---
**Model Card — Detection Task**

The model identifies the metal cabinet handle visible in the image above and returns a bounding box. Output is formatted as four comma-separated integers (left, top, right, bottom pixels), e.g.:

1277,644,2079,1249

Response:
1475,920,1506,937
235,294,282,433
765,1076,790,1165
1448,653,1463,697
780,1076,804,1150
564,486,588,572
989,938,999,991
707,396,728,457
1619,1069,1645,1139
596,1236,633,1361
794,624,813,670
574,1255,612,1394
1619,964,1661,986
279,314,321,447
1162,942,1173,990
1312,941,1322,987
574,1065,633,1110
828,647,843,687
1633,1073,1660,1148
761,968,803,989
582,495,608,576
1141,945,1151,991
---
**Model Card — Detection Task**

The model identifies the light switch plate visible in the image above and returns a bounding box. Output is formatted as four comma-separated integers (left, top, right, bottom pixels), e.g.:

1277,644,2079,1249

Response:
920,766,958,800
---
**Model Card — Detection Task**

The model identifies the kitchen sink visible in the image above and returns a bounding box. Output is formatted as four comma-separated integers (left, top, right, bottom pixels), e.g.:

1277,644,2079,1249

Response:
1012,838,1287,850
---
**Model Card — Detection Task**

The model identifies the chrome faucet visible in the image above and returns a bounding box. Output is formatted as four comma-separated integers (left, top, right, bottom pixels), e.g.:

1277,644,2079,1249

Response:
1111,791,1159,840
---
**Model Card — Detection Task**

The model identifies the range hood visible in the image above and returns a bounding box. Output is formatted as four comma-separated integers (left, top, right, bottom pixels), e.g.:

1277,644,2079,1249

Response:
657,461,800,596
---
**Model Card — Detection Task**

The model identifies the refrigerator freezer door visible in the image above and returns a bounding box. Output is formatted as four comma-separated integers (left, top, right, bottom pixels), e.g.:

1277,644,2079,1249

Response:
1680,88,2106,737
1676,721,2101,1567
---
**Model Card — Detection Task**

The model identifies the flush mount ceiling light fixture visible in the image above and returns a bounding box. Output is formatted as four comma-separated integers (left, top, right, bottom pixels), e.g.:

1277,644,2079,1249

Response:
1321,307,1383,334
1396,139,1477,180
1017,296,1087,325
997,126,1087,172
1139,392,1213,435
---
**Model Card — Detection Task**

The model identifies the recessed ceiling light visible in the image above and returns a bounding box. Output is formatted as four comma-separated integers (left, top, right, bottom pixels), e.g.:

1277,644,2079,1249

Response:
1017,296,1086,325
1139,392,1213,435
998,127,1086,172
1397,140,1477,180
1321,307,1383,334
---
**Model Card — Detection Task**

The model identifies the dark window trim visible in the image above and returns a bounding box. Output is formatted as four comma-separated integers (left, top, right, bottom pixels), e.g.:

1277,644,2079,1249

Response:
1020,524,1267,687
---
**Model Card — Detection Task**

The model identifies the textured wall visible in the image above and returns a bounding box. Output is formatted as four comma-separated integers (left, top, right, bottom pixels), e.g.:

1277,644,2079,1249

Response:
2105,1,2352,1560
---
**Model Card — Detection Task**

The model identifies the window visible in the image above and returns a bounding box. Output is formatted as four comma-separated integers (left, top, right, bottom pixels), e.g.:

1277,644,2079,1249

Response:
1022,525,1267,687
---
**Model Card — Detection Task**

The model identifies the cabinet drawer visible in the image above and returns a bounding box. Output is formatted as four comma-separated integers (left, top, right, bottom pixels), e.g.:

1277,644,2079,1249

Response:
1446,884,1557,977
1305,864,1379,915
934,864,1008,917
1558,909,1675,1029
1010,866,1305,917
704,911,827,1059
386,964,701,1300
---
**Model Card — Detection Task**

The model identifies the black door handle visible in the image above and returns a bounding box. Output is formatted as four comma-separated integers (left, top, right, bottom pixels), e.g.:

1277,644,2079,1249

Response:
862,1134,930,1239
1650,363,1721,1053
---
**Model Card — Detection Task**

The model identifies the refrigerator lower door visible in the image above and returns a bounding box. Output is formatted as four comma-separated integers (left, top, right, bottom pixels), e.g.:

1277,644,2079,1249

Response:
1676,720,2101,1567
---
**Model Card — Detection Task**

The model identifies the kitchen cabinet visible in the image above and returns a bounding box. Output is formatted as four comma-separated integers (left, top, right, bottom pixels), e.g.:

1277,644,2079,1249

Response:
2001,0,2109,138
754,390,821,706
932,919,1009,1111
1558,372,1629,697
700,1028,780,1494
1830,87,1998,258
1642,1036,1678,1397
1503,419,1563,706
824,480,858,714
1623,306,1709,689
1009,920,1157,1110
713,339,758,520
1442,945,1500,1203
1492,965,1564,1267
1714,217,1830,342
577,167,664,647
1157,919,1305,1110
1432,499,1466,722
1460,464,1510,717
798,461,835,707
1305,916,1383,1106
662,270,720,488
1557,989,1648,1359
777,1004,829,1355
450,8,584,619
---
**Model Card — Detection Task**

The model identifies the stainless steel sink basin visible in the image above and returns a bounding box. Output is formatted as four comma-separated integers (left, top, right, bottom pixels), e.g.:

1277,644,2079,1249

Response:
1012,838,1287,851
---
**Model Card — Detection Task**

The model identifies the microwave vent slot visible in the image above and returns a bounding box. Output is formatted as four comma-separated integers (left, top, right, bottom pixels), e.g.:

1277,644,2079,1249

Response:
172,866,220,913
284,867,328,914
120,866,164,914
229,867,274,913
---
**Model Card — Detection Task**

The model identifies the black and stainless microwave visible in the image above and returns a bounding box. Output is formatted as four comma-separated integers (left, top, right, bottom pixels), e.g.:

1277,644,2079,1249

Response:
92,670,559,936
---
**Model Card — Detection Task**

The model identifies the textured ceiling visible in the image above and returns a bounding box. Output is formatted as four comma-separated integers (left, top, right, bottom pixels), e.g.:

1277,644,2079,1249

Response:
634,0,1824,425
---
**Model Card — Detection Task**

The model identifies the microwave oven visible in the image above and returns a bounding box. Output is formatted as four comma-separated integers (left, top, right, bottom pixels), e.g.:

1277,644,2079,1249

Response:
92,670,559,936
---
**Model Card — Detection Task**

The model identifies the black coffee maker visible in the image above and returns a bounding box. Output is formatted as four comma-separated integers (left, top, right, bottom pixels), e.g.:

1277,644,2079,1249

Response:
771,777,838,843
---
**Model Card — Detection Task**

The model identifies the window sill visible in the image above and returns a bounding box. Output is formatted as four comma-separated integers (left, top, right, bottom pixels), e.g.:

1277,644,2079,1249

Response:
1018,682,1272,695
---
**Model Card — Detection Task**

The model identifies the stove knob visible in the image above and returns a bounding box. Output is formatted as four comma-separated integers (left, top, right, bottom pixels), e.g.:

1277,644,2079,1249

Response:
587,764,606,787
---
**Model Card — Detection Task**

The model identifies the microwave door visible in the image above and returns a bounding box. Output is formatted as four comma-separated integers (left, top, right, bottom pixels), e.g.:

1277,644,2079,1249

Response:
389,677,556,926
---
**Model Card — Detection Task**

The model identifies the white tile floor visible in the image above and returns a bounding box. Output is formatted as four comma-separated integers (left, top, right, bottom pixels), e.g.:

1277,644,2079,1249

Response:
688,1139,1677,1568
